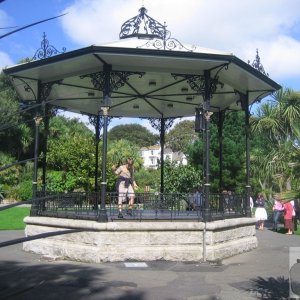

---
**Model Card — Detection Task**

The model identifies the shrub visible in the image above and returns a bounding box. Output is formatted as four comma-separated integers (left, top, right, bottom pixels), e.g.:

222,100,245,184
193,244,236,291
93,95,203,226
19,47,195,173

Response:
16,180,33,201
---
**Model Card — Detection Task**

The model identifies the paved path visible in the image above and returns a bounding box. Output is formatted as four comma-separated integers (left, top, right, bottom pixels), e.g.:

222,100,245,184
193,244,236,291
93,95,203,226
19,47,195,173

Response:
0,224,299,300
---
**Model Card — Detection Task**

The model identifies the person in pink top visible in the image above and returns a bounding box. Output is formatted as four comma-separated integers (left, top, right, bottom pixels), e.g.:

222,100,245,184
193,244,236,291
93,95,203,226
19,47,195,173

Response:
272,194,284,232
283,200,294,235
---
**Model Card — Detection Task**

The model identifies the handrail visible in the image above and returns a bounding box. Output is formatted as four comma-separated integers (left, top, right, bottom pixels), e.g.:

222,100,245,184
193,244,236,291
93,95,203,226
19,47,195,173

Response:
30,191,247,222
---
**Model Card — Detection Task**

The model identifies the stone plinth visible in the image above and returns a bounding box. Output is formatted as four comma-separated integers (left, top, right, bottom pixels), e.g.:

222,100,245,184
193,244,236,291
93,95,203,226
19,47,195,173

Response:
23,217,257,262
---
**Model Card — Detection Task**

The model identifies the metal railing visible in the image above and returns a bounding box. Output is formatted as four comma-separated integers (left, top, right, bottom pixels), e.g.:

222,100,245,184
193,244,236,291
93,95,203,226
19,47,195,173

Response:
31,191,249,221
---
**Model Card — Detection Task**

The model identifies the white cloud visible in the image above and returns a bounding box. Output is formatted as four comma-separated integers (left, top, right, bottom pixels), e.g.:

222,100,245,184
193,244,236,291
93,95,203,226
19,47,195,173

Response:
267,36,300,79
0,9,13,28
0,51,13,70
61,0,300,85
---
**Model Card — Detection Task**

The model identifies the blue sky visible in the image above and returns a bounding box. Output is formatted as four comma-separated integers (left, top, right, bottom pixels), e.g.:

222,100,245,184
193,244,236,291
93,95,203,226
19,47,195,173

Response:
1,0,300,131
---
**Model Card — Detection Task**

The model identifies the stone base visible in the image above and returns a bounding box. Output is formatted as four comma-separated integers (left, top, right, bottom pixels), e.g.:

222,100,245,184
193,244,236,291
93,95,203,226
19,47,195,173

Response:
23,216,257,262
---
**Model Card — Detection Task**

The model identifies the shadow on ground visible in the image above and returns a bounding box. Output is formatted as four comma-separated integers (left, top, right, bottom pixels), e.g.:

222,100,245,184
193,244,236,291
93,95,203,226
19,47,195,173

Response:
232,276,289,300
0,261,145,300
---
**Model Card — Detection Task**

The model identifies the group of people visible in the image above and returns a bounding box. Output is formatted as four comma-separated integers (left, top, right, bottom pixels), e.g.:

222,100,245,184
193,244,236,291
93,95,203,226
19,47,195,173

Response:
112,157,300,232
253,192,299,234
272,194,298,234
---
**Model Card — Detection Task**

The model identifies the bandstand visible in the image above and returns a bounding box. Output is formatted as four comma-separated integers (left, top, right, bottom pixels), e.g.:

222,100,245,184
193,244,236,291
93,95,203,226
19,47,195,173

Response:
4,7,281,262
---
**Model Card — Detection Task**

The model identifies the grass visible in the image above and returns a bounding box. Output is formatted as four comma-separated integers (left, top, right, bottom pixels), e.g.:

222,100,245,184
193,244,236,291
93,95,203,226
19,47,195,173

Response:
275,223,300,235
0,207,30,230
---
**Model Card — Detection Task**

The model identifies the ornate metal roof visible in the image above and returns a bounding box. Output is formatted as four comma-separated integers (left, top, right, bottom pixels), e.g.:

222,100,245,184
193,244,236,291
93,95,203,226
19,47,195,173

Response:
119,6,166,40
119,6,195,52
4,8,281,119
4,45,281,118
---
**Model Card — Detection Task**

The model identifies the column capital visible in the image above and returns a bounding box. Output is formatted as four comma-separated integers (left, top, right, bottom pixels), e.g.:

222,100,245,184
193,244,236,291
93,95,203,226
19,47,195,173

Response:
101,107,109,116
34,116,43,126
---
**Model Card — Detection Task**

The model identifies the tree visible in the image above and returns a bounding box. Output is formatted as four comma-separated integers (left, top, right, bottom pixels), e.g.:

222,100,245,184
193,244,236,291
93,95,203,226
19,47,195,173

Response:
186,111,246,193
164,160,202,193
134,168,160,192
165,120,198,153
250,89,300,197
46,116,95,192
108,124,159,147
0,72,27,157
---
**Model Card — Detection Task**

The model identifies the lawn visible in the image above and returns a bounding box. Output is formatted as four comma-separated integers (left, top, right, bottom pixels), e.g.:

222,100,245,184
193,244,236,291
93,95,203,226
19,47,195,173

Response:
0,207,30,230
277,226,300,235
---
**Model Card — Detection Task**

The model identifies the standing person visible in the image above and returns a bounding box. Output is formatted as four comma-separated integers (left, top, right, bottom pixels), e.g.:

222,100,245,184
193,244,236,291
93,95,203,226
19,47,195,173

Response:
272,194,284,232
254,193,268,230
221,189,229,211
250,196,254,217
113,157,138,218
290,199,299,232
293,199,299,231
192,187,203,211
187,187,202,211
283,200,294,235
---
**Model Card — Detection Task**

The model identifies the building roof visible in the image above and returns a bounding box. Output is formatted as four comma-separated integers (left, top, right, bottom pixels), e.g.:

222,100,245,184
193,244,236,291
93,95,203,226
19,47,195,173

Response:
3,7,281,119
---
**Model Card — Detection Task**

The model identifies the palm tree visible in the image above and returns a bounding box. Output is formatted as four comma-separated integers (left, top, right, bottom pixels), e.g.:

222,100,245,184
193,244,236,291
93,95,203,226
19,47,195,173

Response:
250,88,300,196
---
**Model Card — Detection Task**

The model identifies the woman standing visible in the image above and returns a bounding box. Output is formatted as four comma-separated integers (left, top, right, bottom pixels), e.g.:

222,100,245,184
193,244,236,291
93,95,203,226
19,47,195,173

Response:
254,193,268,230
113,157,138,218
283,200,294,235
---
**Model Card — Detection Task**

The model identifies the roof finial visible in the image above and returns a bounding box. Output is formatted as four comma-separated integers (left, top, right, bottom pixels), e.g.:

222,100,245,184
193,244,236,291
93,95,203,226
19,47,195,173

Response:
31,32,66,60
248,49,269,77
119,6,195,51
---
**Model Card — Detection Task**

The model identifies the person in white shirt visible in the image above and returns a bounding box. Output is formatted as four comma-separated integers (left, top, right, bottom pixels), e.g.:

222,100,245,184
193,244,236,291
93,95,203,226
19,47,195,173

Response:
112,157,138,218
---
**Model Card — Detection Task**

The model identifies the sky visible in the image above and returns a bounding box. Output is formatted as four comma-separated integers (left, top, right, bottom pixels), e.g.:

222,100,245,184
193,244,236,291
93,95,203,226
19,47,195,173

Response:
1,0,300,132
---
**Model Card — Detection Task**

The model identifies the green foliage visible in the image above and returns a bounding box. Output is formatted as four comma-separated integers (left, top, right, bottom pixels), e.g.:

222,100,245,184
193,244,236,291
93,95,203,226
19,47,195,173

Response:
15,180,33,201
0,154,34,200
108,124,159,147
46,116,95,192
0,152,20,186
134,168,160,191
250,89,300,196
165,120,198,153
186,111,246,192
0,207,30,230
0,71,35,159
0,72,19,130
108,139,143,169
46,170,78,193
164,161,202,193
49,116,93,139
221,112,246,192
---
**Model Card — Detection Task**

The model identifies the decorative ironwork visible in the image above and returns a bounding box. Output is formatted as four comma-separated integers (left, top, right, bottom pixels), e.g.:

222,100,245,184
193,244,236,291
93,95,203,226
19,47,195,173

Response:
172,73,220,99
32,32,66,61
120,6,195,52
148,117,175,132
140,36,196,52
120,7,165,40
80,71,145,91
88,115,112,135
248,49,269,76
40,80,62,100
12,76,37,100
